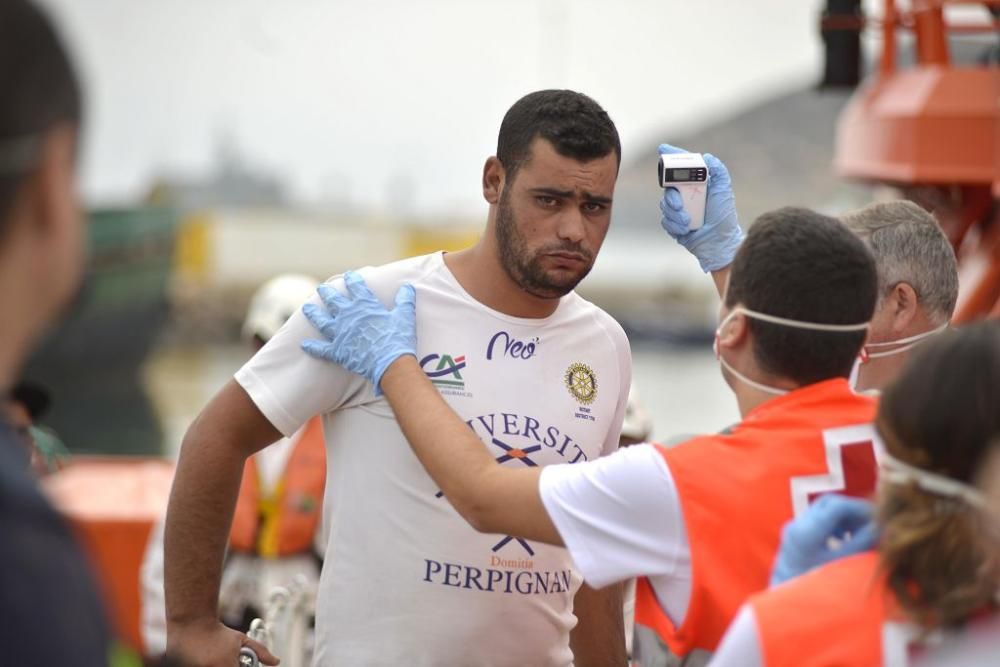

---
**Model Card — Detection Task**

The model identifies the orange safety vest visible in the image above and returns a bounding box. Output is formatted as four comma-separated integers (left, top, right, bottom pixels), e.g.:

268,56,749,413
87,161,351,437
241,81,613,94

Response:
752,552,893,667
635,379,878,656
229,416,326,557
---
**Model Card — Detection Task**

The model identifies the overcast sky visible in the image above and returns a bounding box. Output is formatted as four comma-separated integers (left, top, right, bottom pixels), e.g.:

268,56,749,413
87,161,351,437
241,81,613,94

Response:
43,0,828,217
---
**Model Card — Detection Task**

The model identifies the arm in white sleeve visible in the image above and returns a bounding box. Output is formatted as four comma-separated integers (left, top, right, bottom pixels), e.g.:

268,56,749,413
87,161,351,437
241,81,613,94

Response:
539,444,689,589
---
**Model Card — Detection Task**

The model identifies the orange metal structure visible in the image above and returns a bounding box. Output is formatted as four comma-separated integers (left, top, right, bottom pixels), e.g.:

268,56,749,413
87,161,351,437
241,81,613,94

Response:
43,457,175,652
833,0,1000,321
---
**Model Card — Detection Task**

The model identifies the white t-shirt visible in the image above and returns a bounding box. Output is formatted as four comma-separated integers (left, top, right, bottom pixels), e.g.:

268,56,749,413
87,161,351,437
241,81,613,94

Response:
538,443,693,627
235,252,631,666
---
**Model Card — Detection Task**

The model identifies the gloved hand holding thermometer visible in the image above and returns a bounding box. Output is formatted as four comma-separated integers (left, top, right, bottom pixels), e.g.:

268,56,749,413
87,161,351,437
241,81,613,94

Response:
658,143,745,273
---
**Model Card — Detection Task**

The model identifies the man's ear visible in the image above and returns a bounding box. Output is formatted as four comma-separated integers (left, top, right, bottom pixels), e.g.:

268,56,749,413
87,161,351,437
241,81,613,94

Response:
717,310,749,350
886,282,920,333
482,156,504,205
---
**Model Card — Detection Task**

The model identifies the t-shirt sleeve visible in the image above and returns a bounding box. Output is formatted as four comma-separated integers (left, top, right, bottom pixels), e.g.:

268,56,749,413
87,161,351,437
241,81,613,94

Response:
538,444,689,589
596,313,632,457
708,604,765,667
234,273,374,437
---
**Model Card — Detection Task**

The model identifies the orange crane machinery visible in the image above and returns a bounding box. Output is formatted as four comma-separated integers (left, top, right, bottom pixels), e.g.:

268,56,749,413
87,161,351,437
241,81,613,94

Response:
823,0,999,321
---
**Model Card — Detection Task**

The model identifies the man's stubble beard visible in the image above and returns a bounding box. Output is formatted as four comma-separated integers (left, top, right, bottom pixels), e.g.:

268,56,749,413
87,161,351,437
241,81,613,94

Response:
494,186,594,300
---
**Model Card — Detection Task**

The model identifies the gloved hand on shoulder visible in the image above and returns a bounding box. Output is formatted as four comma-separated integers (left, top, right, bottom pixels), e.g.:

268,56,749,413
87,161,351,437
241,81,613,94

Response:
769,493,878,587
301,271,417,395
658,143,744,272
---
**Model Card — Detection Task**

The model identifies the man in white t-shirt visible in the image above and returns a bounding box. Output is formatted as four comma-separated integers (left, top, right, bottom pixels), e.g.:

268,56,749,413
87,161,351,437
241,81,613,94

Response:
163,89,632,667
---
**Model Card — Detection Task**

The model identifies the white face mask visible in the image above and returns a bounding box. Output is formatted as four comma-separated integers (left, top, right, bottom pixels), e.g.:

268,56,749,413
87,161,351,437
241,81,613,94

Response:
714,307,870,396
862,322,949,361
849,323,950,390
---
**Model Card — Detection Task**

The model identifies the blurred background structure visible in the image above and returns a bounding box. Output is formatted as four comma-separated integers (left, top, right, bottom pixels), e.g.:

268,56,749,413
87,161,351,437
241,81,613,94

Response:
23,1,998,652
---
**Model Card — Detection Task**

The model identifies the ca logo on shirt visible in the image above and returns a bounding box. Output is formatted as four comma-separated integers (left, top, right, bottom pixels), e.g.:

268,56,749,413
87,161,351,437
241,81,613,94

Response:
420,353,473,397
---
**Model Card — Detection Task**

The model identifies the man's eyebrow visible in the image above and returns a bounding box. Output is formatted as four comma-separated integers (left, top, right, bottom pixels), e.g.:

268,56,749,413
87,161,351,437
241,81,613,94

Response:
529,187,613,204
582,191,613,205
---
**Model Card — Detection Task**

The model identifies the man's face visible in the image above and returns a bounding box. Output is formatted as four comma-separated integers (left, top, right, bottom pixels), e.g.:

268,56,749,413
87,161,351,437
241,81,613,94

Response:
494,138,617,299
866,293,897,344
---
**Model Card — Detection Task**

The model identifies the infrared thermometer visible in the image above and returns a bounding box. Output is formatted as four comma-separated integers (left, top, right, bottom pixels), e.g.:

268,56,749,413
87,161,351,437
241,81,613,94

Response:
657,153,709,231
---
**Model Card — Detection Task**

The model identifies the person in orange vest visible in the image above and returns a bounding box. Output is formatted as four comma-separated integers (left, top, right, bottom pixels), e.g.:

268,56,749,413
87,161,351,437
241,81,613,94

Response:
141,273,326,656
300,205,883,665
709,321,999,666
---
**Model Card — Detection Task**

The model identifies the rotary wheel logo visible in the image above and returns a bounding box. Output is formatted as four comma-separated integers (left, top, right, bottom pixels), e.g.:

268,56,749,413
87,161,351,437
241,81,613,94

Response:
565,362,597,405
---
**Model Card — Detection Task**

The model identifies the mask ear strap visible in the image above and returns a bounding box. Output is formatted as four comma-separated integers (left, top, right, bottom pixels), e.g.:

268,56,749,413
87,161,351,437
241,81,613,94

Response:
716,355,788,396
738,307,870,333
880,451,988,509
865,323,949,349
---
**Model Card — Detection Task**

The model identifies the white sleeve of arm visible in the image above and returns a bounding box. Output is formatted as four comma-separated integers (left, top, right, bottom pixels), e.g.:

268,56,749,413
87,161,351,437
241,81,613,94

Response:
139,516,167,655
708,604,766,667
538,444,688,589
235,277,371,437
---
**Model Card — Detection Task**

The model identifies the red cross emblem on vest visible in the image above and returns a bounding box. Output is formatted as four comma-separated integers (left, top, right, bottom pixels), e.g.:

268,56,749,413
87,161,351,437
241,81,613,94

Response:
790,424,881,517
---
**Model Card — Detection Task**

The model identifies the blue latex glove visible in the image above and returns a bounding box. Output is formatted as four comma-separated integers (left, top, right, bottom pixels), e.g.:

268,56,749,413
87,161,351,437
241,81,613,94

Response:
769,494,878,587
300,271,417,396
658,143,745,272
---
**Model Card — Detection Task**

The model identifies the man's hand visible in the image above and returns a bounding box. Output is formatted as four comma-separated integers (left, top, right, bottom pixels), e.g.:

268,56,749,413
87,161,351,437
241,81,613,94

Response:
167,618,279,667
770,494,877,586
658,143,744,273
300,271,417,395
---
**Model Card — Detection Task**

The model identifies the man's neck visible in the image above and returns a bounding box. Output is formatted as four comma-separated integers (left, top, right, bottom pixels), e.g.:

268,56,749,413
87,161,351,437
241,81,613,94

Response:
443,243,562,319
730,364,801,418
855,352,908,393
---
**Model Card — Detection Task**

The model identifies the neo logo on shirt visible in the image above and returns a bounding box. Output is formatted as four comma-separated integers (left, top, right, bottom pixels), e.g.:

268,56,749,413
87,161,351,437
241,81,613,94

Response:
486,331,538,361
420,353,466,389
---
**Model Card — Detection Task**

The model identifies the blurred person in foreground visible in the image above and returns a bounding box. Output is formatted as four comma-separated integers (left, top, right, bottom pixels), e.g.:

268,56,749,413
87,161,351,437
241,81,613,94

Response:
0,1,111,664
656,145,958,393
141,274,325,660
300,205,884,666
709,322,1000,666
165,90,631,667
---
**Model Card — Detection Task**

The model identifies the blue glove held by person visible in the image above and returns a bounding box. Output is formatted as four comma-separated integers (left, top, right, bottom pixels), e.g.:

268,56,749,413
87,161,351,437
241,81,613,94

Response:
300,271,417,396
769,494,878,587
658,143,745,272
